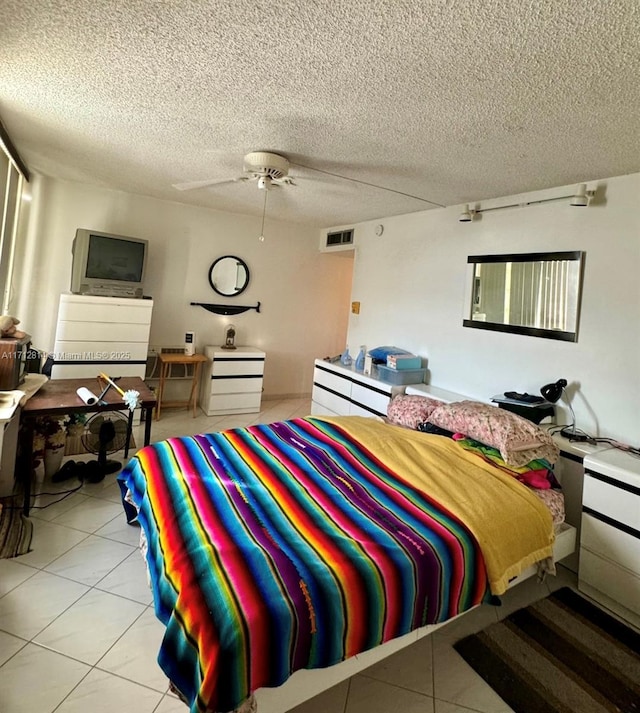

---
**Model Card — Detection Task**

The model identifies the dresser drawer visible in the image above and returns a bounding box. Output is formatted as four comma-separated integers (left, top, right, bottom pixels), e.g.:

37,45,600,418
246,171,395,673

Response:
583,472,640,531
579,548,640,617
313,365,352,395
206,392,262,415
350,383,392,418
211,358,265,377
55,321,151,343
209,376,263,395
581,513,640,577
311,383,350,416
310,400,341,417
52,363,146,379
53,341,149,362
58,300,153,325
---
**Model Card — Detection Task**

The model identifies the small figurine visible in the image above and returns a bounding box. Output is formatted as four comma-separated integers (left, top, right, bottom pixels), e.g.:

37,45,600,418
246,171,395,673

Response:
222,324,237,350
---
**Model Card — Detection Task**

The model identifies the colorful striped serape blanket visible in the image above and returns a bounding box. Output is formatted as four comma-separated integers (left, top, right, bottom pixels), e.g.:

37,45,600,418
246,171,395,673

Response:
120,416,553,713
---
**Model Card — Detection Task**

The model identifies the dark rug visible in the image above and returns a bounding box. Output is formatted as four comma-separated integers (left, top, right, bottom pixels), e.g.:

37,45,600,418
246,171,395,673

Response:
0,496,33,558
454,587,640,713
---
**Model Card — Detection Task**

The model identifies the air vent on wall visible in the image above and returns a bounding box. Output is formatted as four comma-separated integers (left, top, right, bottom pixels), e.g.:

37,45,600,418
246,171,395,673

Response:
325,229,354,247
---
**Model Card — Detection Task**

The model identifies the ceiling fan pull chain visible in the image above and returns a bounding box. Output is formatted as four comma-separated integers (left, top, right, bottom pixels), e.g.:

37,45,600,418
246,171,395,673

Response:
259,189,268,242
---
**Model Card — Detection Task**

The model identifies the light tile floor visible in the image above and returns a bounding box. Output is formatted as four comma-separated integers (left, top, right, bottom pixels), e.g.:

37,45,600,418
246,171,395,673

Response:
0,398,578,713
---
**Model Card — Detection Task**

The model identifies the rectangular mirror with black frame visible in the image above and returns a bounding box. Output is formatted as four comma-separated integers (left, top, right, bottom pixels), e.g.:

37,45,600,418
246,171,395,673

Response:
463,251,585,342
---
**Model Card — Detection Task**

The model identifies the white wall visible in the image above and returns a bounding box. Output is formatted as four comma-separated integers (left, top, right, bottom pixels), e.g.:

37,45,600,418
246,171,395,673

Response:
11,175,353,399
343,173,640,444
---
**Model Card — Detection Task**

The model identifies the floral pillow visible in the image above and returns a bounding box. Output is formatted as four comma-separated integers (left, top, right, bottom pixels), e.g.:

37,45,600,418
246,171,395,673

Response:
387,395,443,429
427,400,559,467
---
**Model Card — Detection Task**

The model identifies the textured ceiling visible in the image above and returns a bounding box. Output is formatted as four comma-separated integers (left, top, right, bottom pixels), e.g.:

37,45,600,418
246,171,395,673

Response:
1,0,639,228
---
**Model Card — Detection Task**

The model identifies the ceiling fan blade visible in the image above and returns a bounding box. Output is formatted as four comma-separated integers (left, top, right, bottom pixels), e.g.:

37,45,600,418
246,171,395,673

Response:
172,176,245,191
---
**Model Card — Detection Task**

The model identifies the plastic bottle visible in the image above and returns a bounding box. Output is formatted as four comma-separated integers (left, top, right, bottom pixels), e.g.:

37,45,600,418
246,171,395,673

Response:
355,345,366,372
340,346,352,366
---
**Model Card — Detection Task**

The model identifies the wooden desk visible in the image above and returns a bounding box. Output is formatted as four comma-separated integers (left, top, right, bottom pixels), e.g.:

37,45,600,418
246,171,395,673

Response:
19,376,156,516
156,353,208,420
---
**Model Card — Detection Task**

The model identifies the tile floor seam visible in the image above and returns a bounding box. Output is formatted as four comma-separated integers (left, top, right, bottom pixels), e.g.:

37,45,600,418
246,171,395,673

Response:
25,526,93,567
49,664,94,713
0,579,90,644
92,603,150,668
0,562,40,595
342,677,351,713
353,673,435,701
433,698,490,713
46,507,127,536
0,633,28,667
430,628,436,711
91,660,172,696
1,570,143,649
42,546,136,587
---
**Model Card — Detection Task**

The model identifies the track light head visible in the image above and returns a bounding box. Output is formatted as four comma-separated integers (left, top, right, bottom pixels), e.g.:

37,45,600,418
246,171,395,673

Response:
458,204,474,222
570,183,594,207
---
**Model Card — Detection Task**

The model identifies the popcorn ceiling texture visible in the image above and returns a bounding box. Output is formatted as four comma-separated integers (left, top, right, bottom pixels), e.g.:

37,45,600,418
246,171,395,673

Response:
1,0,638,227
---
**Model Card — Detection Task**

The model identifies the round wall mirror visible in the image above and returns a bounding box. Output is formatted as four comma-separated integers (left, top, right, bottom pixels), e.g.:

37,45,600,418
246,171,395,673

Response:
208,255,250,297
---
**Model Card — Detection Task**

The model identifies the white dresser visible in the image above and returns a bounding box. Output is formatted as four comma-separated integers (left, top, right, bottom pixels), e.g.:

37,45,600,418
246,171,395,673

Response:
200,346,265,416
311,359,416,418
579,448,640,628
51,294,153,379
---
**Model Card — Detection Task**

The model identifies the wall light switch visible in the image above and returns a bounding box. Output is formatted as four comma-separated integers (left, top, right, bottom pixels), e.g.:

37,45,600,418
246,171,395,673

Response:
351,301,361,314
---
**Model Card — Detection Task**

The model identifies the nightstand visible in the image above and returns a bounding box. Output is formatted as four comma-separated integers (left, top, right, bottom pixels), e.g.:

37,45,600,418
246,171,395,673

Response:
200,347,266,416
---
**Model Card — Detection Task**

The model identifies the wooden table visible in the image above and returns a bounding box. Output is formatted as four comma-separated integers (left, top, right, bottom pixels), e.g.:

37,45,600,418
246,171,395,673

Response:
156,353,208,420
19,376,156,515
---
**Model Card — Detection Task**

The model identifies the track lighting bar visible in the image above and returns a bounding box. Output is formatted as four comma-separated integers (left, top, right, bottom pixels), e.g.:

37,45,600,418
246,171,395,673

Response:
458,184,595,222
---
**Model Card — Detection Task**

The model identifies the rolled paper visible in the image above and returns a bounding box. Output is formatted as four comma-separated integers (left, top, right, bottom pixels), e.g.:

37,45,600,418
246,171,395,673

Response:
76,387,98,405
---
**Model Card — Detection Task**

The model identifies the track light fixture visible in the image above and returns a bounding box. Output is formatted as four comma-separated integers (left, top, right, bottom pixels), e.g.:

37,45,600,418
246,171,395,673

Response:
569,183,593,207
458,204,474,222
458,184,595,222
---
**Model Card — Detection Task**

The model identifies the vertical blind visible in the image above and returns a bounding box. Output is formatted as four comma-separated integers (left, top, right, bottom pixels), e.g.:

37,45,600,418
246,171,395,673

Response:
0,127,27,315
508,260,571,331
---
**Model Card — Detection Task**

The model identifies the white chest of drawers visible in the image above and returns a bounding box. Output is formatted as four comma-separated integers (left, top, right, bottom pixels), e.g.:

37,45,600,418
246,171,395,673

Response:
311,359,412,418
579,448,640,628
51,293,153,379
200,346,265,416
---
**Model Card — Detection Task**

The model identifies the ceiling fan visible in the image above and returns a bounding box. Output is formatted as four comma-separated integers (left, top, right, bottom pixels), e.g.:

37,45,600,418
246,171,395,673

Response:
172,151,296,192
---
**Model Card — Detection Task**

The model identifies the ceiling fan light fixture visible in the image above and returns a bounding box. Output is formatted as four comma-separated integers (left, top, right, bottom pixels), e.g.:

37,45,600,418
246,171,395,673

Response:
243,151,290,181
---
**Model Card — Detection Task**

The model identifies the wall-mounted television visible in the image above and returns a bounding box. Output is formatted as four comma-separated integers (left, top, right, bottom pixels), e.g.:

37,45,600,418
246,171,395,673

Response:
70,229,148,298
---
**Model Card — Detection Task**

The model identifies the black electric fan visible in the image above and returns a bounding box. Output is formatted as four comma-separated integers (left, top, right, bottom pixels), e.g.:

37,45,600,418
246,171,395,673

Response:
80,412,129,481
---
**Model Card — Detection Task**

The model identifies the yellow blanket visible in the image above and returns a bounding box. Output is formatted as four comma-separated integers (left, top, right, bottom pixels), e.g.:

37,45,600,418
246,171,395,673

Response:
319,416,554,595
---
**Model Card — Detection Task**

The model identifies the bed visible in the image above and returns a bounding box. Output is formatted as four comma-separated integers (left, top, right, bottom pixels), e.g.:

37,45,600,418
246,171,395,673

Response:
118,399,575,713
